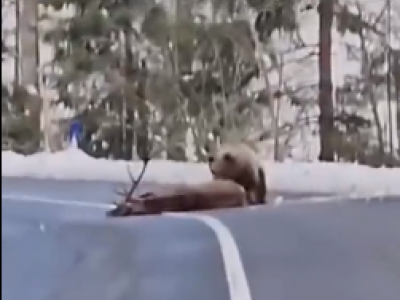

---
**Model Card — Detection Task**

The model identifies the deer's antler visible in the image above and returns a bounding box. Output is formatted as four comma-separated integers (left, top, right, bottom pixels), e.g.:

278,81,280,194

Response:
114,156,150,201
109,138,155,217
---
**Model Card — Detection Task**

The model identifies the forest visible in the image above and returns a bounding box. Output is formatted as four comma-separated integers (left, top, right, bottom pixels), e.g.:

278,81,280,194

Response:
2,0,400,166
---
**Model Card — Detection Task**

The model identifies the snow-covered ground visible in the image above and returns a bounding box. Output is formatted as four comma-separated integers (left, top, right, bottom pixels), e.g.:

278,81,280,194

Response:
2,147,400,196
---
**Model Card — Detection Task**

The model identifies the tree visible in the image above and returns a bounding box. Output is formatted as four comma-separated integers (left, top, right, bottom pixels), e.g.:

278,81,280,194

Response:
393,49,400,156
19,0,40,89
40,0,278,161
41,0,155,158
317,0,335,161
27,0,334,162
333,0,400,166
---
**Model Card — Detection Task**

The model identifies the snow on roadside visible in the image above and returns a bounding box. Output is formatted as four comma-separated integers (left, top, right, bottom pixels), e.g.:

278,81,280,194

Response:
2,147,400,196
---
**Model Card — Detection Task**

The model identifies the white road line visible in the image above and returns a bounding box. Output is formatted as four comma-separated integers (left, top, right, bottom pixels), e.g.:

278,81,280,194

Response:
2,194,114,210
8,193,378,300
2,194,252,300
166,212,252,300
273,194,381,206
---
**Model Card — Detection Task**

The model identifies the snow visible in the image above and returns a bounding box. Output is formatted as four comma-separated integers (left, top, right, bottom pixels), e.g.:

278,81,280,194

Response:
2,147,400,196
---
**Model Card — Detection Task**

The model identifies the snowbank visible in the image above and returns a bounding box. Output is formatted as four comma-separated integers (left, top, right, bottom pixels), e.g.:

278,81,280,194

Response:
2,147,400,196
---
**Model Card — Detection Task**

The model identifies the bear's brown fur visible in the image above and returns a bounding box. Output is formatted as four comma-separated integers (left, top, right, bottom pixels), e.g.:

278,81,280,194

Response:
108,179,247,216
208,143,268,205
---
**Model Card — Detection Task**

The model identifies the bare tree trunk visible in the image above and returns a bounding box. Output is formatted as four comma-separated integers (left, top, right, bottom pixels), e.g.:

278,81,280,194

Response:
164,0,187,162
18,0,52,151
358,31,386,157
386,0,394,157
14,0,20,86
318,0,335,161
394,50,400,155
18,0,39,89
122,28,135,161
396,85,400,156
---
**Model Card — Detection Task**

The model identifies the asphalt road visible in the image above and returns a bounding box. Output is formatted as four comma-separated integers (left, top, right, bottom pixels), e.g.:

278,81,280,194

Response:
2,177,400,300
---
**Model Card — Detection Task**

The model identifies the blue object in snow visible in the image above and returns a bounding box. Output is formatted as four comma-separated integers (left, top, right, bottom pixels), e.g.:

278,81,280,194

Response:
69,120,83,148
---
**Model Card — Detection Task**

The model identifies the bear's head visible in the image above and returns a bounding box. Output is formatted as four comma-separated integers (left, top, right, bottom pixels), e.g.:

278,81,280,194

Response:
207,144,251,182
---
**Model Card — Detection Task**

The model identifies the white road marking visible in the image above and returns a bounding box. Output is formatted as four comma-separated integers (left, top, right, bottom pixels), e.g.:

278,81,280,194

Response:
166,212,252,300
3,194,252,300
273,194,377,206
2,194,114,210
5,192,386,300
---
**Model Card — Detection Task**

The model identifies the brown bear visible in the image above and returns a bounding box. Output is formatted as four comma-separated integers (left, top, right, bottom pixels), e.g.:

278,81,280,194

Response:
107,179,248,216
208,143,268,205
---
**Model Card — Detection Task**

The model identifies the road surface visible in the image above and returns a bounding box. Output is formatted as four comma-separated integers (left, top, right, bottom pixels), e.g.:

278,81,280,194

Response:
2,177,400,300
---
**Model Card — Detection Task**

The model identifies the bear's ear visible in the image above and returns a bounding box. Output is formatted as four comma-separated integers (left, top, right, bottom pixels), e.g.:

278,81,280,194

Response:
223,152,235,163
